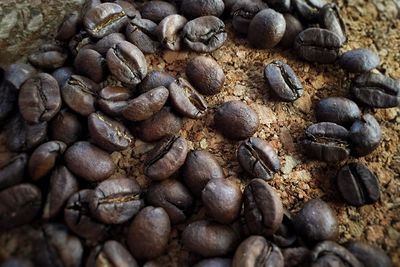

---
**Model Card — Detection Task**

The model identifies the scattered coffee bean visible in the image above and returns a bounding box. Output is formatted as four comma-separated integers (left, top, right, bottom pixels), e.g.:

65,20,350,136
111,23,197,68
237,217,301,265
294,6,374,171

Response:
315,97,361,126
51,67,74,88
86,240,139,267
94,32,126,55
49,109,84,145
293,0,327,22
349,114,381,157
96,86,131,117
345,241,394,267
181,0,225,18
157,14,187,51
138,70,176,93
142,1,178,22
125,17,160,54
279,13,304,48
339,48,380,73
28,44,68,70
311,241,363,267
231,0,268,35
320,3,346,44
193,258,232,267
74,48,106,82
0,153,27,190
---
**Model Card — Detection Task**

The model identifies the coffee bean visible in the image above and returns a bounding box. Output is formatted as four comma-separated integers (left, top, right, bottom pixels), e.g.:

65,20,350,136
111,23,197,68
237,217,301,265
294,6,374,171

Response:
68,31,96,57
232,236,284,267
311,241,363,267
122,86,169,121
293,0,327,22
169,78,208,118
0,153,27,190
125,17,160,54
49,109,84,145
272,210,297,247
28,44,68,70
282,247,312,267
214,100,259,140
279,14,304,48
351,71,400,108
56,11,81,42
181,0,225,18
4,63,36,90
95,33,126,55
264,0,291,12
115,0,141,19
142,1,178,22
193,258,232,267
74,48,106,83
303,122,350,162
89,178,143,224
19,73,61,124
84,3,128,38
339,48,380,73
345,241,394,267
127,206,171,260
182,220,239,257
295,28,341,64
138,70,176,93
182,16,227,53
144,135,188,180
86,240,139,267
182,150,225,196
0,183,41,230
320,3,346,45
28,141,66,181
106,41,148,87
51,67,74,88
97,86,131,117
186,56,225,95
293,199,338,244
146,179,193,224
248,9,286,49
202,178,242,224
264,60,304,102
315,97,361,126
157,14,188,51
243,179,283,236
65,141,115,182
349,114,382,157
231,0,268,35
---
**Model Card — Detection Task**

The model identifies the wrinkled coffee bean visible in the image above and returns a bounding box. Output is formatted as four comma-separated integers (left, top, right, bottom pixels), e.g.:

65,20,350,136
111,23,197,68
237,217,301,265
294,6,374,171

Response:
303,122,350,162
157,14,187,51
243,179,283,236
181,0,225,18
56,11,81,42
74,48,106,82
0,153,27,190
144,136,188,180
0,183,41,230
231,0,268,35
28,44,68,70
214,100,259,140
295,28,341,64
19,73,61,124
336,163,380,207
339,48,380,73
193,258,232,267
182,150,225,196
146,179,193,224
248,8,286,49
320,3,346,45
282,247,312,267
138,70,176,93
4,63,36,90
349,114,382,157
68,31,96,56
315,97,361,126
186,56,225,95
293,0,327,22
97,86,131,117
125,17,160,54
232,236,284,267
89,178,143,224
127,206,171,260
95,32,126,55
51,67,74,88
28,141,66,181
311,241,363,267
49,109,84,145
169,78,208,119
65,141,115,182
264,60,304,102
182,16,227,53
182,220,239,257
142,1,178,22
279,13,304,48
345,241,394,267
293,199,338,244
86,240,139,267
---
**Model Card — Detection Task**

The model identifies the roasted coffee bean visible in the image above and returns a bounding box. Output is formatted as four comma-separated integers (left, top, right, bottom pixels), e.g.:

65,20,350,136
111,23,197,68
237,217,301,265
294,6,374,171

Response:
61,75,100,116
303,122,350,162
106,41,148,87
49,109,84,145
56,11,81,42
264,60,304,102
96,86,131,117
345,241,394,267
127,206,171,260
181,0,225,18
142,1,178,22
352,71,400,108
182,16,227,53
169,78,208,118
144,135,188,180
86,240,139,267
43,165,79,219
193,258,232,267
320,3,346,45
339,48,380,73
157,14,187,51
315,97,361,126
146,179,193,224
1,258,34,267
64,189,107,241
68,31,96,56
89,178,143,224
74,48,106,83
237,137,280,180
28,44,68,70
336,163,380,207
214,100,259,140
0,183,41,230
311,241,363,267
248,8,286,49
279,14,304,48
65,141,115,182
4,63,36,90
115,0,141,19
132,107,183,142
293,0,327,22
5,114,47,152
231,0,268,35
28,141,66,181
0,153,27,190
84,3,128,38
202,178,242,224
138,70,176,93
349,114,382,157
272,210,297,247
182,150,225,196
282,247,312,267
88,112,133,152
182,220,239,257
295,28,341,64
122,86,169,121
186,56,225,95
19,73,61,124
293,199,338,244
233,236,284,267
51,67,74,88
95,33,126,55
264,0,291,12
243,179,283,236
125,17,160,54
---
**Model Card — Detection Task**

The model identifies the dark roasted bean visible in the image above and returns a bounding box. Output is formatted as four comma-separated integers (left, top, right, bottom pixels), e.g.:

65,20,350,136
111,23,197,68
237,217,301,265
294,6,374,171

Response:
4,63,36,90
49,109,84,145
115,0,141,19
157,14,187,51
56,11,81,42
125,17,160,54
181,0,225,18
320,3,346,45
0,153,27,190
68,31,96,56
293,0,327,22
51,67,74,88
339,48,380,73
315,97,361,126
142,1,178,22
282,247,312,267
96,86,131,117
193,258,232,267
231,0,268,35
311,241,363,267
272,210,297,247
74,48,106,83
86,240,139,267
345,241,394,267
95,33,126,55
138,70,176,93
279,13,304,48
28,44,68,70
349,114,382,157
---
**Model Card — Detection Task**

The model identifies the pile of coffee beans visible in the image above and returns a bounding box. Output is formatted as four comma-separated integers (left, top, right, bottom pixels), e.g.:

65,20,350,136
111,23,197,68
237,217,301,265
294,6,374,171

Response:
0,0,398,266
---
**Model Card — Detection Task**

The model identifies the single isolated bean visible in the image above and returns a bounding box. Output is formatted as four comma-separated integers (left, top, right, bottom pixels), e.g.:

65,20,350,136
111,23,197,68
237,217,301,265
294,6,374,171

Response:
315,97,361,127
349,114,382,157
231,0,268,35
157,14,188,51
339,48,380,73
